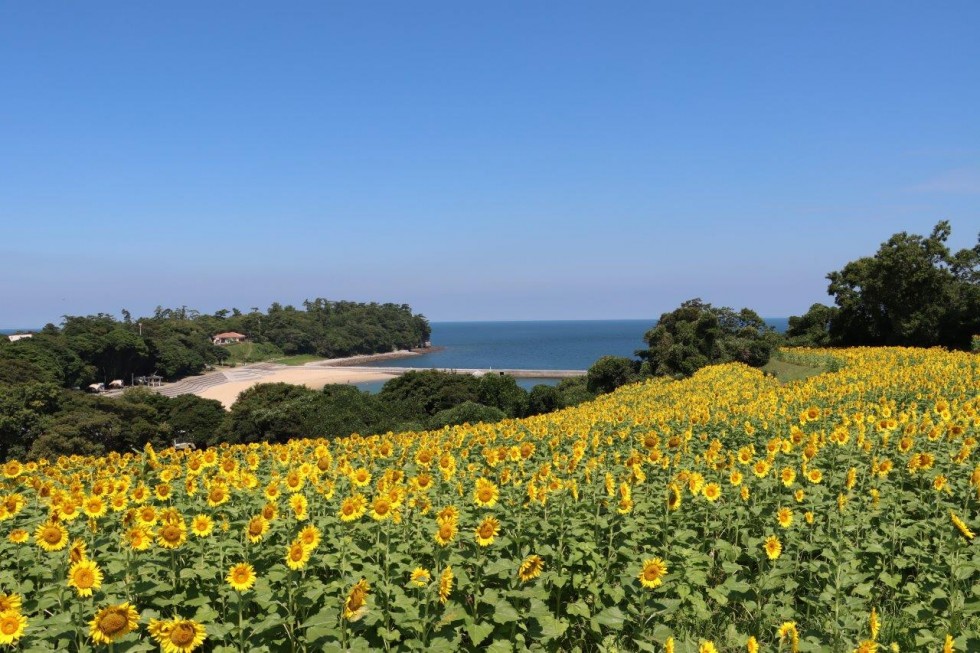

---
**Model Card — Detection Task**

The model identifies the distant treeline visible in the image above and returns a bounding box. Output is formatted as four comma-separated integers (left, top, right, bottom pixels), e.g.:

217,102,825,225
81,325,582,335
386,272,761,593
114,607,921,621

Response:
0,372,594,462
0,299,431,387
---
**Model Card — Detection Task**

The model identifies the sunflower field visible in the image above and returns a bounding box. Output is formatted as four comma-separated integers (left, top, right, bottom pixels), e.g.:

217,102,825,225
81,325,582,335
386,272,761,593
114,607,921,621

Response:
0,347,978,652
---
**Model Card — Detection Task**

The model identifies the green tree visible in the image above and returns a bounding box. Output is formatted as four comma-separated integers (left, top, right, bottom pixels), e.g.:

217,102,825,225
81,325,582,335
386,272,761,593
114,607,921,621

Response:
477,373,529,418
527,384,561,415
825,221,980,349
638,299,779,378
428,401,506,429
586,356,640,394
785,303,838,347
378,370,480,418
554,377,595,408
222,383,317,444
161,394,227,447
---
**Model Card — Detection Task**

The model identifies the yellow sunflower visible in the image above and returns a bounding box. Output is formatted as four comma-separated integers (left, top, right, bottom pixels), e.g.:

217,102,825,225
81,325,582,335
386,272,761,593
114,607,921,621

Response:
285,539,311,570
436,505,459,525
0,610,27,646
410,567,430,587
343,579,370,620
190,515,214,538
226,563,257,592
126,526,152,551
68,558,104,597
157,522,187,550
338,494,366,522
245,516,269,543
518,554,545,583
148,618,207,653
288,493,308,520
83,495,108,519
35,520,68,552
298,524,321,550
206,485,229,508
0,594,22,614
473,478,499,508
370,496,394,521
702,483,721,502
474,516,500,547
777,507,794,529
349,467,372,488
951,511,975,541
434,520,458,547
68,538,88,564
764,535,782,560
638,557,668,589
438,566,454,604
7,529,28,544
90,602,140,644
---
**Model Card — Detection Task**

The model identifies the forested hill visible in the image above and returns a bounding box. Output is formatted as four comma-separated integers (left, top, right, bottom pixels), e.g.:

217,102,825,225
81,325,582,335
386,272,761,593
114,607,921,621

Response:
0,299,430,387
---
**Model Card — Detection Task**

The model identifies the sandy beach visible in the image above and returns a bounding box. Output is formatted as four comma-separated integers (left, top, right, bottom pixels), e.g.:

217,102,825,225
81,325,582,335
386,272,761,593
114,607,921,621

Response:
196,366,399,408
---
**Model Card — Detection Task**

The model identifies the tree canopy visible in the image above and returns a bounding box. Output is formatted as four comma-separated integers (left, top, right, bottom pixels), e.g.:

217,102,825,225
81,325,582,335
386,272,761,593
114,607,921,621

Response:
637,299,779,378
0,299,431,387
823,221,979,349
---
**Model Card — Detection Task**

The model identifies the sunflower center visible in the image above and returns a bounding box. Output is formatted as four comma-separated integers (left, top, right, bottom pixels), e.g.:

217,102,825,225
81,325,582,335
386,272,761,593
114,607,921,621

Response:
439,524,453,539
478,523,495,538
42,527,61,544
290,546,304,561
341,503,354,515
169,623,196,646
234,569,250,583
375,500,390,515
1,618,17,635
248,521,263,536
99,611,128,634
477,488,493,502
644,567,660,580
75,569,95,588
162,526,181,542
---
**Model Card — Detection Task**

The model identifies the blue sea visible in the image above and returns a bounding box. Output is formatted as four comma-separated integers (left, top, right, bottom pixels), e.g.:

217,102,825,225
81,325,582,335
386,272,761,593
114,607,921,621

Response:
356,318,789,393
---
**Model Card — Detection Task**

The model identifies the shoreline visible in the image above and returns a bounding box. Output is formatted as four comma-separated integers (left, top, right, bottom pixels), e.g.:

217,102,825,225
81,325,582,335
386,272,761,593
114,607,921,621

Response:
310,346,445,367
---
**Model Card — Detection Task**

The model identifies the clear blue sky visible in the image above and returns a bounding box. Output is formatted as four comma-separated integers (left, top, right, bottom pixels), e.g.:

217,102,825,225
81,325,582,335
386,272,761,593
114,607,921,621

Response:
1,1,978,327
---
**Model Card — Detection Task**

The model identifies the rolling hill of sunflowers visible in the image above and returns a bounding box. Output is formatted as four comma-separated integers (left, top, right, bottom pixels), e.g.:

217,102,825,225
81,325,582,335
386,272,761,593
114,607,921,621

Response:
0,347,978,653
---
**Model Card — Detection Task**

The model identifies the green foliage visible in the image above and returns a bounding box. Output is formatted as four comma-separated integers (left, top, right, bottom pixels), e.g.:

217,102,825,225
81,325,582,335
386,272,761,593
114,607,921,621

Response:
222,383,317,444
209,299,431,359
158,393,227,447
527,384,561,416
477,373,529,418
378,370,481,418
0,382,62,461
586,355,641,394
786,303,838,347
824,221,980,349
973,335,980,353
554,376,595,408
223,342,285,366
638,299,779,378
0,299,429,390
428,400,506,429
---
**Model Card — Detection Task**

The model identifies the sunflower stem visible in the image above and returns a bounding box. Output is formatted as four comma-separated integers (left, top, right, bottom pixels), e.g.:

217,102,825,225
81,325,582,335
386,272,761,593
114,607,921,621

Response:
237,591,245,653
